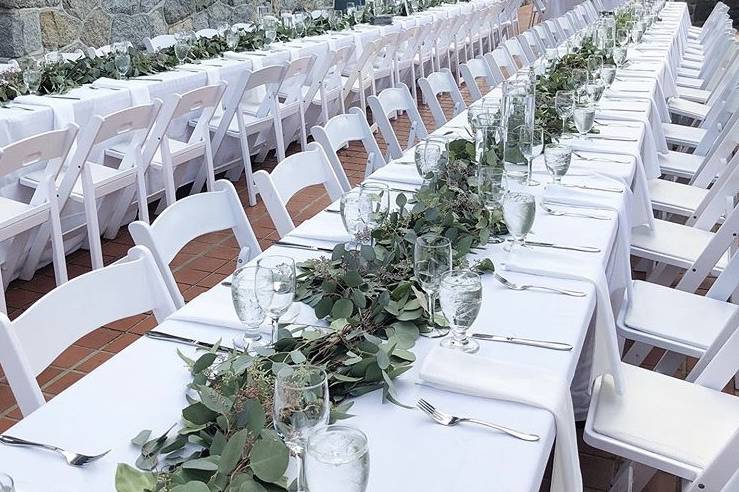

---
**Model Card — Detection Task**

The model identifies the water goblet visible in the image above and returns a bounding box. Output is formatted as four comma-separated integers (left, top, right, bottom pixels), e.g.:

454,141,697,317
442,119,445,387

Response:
600,64,616,87
570,68,589,98
519,125,543,187
22,61,42,94
612,46,627,67
354,5,365,23
573,102,596,136
544,144,572,184
305,425,370,492
502,192,535,251
340,190,371,250
273,365,330,492
585,80,605,105
113,43,130,79
439,270,483,353
554,90,575,131
174,38,190,64
587,55,603,80
263,15,278,48
0,473,13,492
414,138,447,181
414,234,452,338
359,182,390,239
255,255,296,343
631,24,644,43
226,27,240,50
616,28,630,47
231,265,269,349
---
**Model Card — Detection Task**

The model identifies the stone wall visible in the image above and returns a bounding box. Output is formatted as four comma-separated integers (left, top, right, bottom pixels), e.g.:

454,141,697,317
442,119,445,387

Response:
0,0,267,58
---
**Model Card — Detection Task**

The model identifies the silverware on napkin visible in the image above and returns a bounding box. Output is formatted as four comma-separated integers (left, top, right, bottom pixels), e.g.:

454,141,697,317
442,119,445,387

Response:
540,202,610,221
493,272,586,296
416,399,540,441
273,240,334,252
584,135,638,142
471,333,574,351
573,151,630,163
48,94,81,100
0,435,110,466
145,330,230,353
559,183,623,193
525,240,601,253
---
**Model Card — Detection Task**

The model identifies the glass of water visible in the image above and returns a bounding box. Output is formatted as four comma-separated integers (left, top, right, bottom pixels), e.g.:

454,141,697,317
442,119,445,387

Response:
612,46,627,68
22,61,42,94
174,38,190,64
502,192,536,251
359,182,390,236
544,144,572,184
600,64,616,87
414,234,452,338
414,138,447,181
573,102,595,136
554,90,575,132
305,425,370,492
255,256,296,343
439,270,483,353
587,55,603,80
0,474,13,492
113,42,130,79
263,15,278,48
226,27,240,50
519,125,543,187
231,265,269,348
341,189,371,251
274,365,330,492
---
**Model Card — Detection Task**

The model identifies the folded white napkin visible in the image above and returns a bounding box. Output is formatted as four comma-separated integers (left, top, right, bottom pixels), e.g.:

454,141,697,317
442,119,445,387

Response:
92,77,151,106
288,211,352,243
502,249,625,398
369,163,423,186
419,347,582,492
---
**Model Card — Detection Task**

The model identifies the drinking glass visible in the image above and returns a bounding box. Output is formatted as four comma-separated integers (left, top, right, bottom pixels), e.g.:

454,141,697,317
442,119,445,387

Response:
113,43,130,79
600,64,616,87
467,98,500,132
226,28,240,50
294,12,306,36
263,16,278,47
474,114,504,168
612,46,627,67
305,426,369,492
340,190,371,250
231,265,268,348
502,192,535,251
519,126,543,187
274,365,330,492
545,47,558,69
414,234,452,338
354,5,365,23
554,90,575,131
0,474,13,492
477,166,506,213
631,24,644,43
174,39,190,64
22,62,42,94
414,138,447,181
587,55,603,80
255,256,296,343
585,81,605,105
544,144,572,184
573,102,595,136
439,270,482,353
616,28,630,47
359,182,390,239
570,68,588,98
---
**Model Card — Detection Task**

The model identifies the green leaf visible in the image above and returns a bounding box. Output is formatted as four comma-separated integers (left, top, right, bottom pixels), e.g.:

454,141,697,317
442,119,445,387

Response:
249,435,290,483
182,457,219,471
331,298,354,319
130,430,151,447
114,464,156,492
172,483,211,492
193,352,218,373
218,429,249,474
343,270,362,288
198,386,234,415
236,399,266,435
183,401,218,425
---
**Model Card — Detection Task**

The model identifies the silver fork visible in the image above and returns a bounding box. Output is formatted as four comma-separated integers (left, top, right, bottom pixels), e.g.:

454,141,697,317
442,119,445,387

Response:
494,272,586,297
540,202,610,221
416,399,540,441
0,435,110,466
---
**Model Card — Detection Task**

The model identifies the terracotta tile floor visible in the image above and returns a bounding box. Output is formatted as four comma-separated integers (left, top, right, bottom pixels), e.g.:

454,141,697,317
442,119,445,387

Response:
0,11,691,491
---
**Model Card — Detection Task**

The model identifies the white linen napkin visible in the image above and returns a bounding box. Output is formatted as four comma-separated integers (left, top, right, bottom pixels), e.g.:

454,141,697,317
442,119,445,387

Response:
419,347,582,492
369,163,423,186
92,77,151,106
502,249,625,398
288,212,352,243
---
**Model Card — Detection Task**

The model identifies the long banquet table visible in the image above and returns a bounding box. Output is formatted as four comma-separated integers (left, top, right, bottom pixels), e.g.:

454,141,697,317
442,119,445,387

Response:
0,3,691,490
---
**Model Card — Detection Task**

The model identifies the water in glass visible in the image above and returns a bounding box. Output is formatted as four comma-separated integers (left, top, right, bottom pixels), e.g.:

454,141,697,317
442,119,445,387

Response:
305,426,369,492
439,270,482,353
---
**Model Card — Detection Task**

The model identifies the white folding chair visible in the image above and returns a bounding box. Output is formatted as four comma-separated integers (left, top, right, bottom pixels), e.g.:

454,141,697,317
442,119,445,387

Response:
515,33,539,63
311,107,386,190
272,55,316,160
418,69,467,129
253,143,343,238
129,180,260,308
0,126,77,313
529,0,546,28
207,64,287,206
108,82,227,210
0,245,175,416
460,57,499,102
368,83,429,161
585,316,739,492
342,38,384,115
144,34,177,53
20,102,162,273
484,48,517,81
309,46,355,126
533,24,557,48
502,38,529,69
394,26,424,101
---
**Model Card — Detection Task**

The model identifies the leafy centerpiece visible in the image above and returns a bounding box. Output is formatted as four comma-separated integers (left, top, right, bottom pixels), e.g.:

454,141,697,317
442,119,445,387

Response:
115,138,499,491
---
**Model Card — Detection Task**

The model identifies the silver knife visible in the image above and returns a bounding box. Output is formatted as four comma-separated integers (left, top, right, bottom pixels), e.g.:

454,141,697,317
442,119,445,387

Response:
48,94,81,100
560,183,623,193
526,240,601,253
145,330,230,353
471,333,573,351
585,135,638,142
273,240,334,252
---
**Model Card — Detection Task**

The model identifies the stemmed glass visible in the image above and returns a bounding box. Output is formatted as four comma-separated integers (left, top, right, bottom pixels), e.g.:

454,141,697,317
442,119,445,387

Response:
340,190,371,251
612,46,628,68
616,28,631,47
573,100,596,137
113,42,130,79
22,59,42,95
231,265,269,349
570,68,588,100
263,16,278,48
474,112,504,167
255,256,296,343
587,55,603,81
519,126,543,187
600,64,616,87
439,270,483,353
359,182,390,238
174,33,190,64
414,234,452,338
305,425,370,492
414,138,447,181
226,27,240,50
554,90,575,131
544,144,573,184
354,5,365,24
502,192,536,252
273,365,330,492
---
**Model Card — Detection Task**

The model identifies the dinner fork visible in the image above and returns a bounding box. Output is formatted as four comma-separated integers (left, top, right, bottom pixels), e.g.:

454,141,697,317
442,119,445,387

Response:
416,399,540,441
493,272,586,297
0,435,110,466
539,203,610,221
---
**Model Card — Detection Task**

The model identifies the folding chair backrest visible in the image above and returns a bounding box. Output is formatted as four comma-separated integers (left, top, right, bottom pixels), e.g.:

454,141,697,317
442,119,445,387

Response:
279,55,316,106
533,24,556,48
418,68,467,129
691,111,739,189
0,245,176,415
144,34,177,53
253,142,343,237
487,47,517,81
460,58,497,102
503,38,529,68
129,180,260,307
518,32,541,61
312,106,386,190
368,83,429,160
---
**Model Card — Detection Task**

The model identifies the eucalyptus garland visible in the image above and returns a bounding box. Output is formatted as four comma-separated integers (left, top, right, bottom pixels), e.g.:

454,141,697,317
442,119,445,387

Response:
114,138,499,492
0,0,452,104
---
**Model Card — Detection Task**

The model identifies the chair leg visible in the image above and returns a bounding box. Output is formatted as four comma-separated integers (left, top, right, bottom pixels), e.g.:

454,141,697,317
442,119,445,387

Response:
47,192,68,286
83,191,105,270
299,105,308,151
240,136,257,207
0,268,6,314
